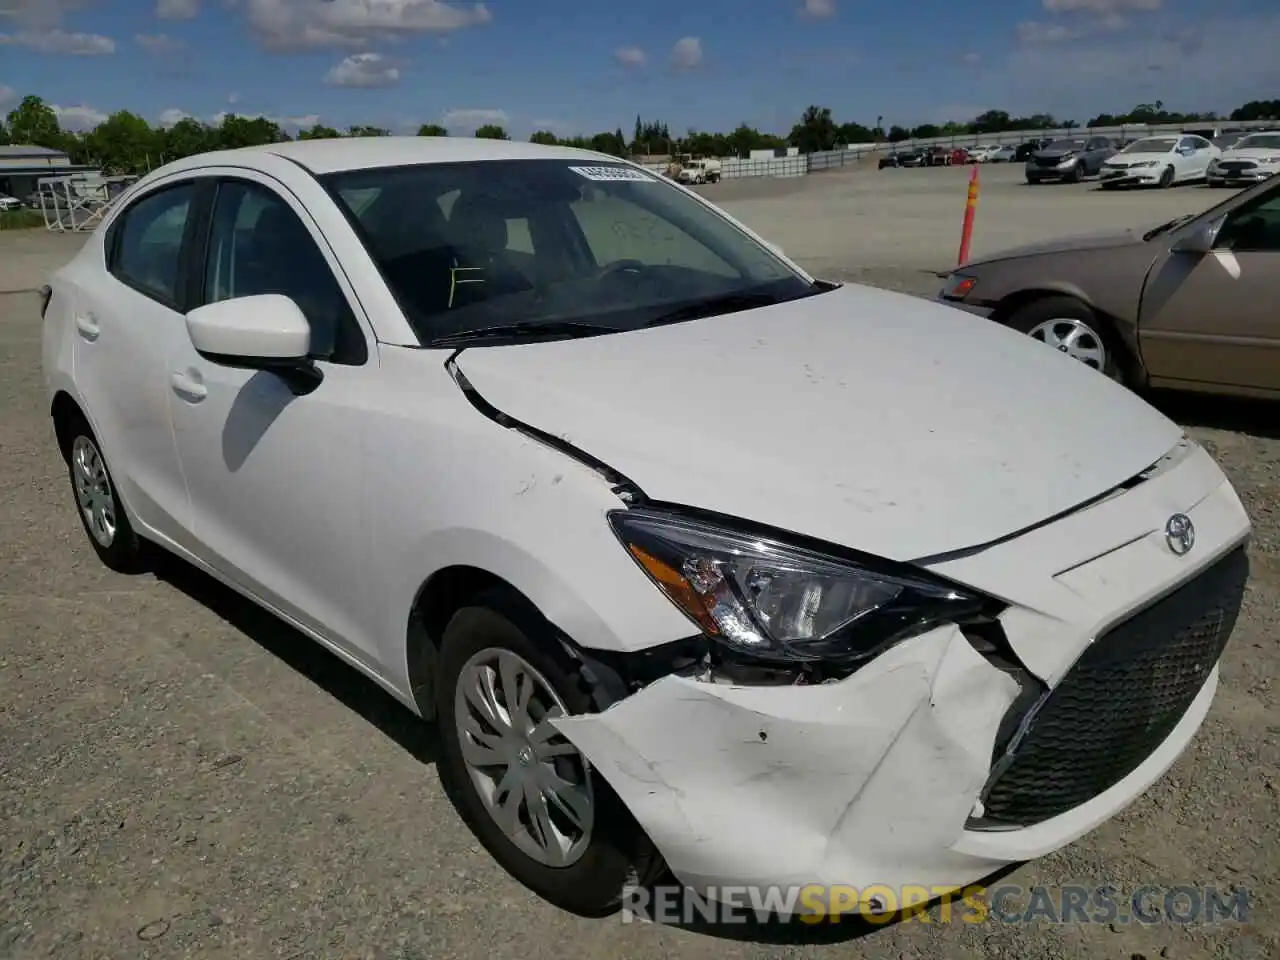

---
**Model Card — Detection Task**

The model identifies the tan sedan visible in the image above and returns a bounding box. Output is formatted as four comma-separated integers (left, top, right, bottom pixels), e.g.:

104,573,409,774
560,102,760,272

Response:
937,175,1280,398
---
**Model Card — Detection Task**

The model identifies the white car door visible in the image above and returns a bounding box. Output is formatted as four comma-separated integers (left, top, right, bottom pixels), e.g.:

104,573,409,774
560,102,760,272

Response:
68,178,199,547
165,172,382,667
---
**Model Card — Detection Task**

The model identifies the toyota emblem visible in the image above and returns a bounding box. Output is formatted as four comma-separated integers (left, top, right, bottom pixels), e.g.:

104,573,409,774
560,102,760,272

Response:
1165,513,1195,556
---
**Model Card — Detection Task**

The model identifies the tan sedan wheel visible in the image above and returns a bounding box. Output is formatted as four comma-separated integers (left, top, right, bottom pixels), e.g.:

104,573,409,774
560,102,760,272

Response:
1005,295,1125,383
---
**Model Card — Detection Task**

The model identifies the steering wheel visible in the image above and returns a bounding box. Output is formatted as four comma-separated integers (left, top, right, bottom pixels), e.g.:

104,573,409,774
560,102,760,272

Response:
596,259,648,279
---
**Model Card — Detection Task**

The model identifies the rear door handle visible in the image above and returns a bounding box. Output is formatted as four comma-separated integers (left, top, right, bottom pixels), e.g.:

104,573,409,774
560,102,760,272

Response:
75,314,100,340
170,370,207,402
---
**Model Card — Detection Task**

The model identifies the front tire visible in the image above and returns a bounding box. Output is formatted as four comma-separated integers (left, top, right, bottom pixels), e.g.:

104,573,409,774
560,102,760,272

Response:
63,412,144,573
435,589,664,916
1159,165,1175,188
1004,295,1125,383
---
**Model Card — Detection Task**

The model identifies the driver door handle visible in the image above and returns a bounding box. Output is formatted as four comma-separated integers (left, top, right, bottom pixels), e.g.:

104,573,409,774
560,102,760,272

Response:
170,370,207,403
75,314,100,340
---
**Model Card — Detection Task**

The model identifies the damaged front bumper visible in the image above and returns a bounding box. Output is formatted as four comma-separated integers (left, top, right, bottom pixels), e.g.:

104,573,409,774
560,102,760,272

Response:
552,442,1252,913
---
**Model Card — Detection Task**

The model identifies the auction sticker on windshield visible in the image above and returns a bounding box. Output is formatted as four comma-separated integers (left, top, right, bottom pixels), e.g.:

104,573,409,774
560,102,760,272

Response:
569,166,656,182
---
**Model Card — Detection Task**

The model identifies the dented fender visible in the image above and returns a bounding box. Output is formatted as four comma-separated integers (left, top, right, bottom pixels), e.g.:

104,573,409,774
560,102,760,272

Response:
551,624,1023,895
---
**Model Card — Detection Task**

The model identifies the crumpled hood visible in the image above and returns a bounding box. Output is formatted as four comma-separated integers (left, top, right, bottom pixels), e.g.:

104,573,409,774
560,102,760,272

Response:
968,227,1143,264
454,284,1182,561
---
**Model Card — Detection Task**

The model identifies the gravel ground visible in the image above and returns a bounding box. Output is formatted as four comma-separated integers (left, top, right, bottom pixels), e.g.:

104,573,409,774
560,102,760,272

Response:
1,163,1277,959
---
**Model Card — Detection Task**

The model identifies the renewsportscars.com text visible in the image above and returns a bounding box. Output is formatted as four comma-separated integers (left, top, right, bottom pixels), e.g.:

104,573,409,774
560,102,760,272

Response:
622,883,1251,925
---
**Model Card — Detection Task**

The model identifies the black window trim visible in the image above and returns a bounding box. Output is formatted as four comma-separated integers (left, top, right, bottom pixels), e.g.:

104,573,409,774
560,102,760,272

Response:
188,172,373,366
105,177,204,313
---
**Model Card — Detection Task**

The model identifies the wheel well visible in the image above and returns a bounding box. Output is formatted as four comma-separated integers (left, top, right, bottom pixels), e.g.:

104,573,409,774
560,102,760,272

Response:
406,565,527,719
50,391,83,461
990,289,1139,380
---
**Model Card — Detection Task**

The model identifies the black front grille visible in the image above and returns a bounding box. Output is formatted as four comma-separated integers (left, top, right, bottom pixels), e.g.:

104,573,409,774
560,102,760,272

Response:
976,545,1249,828
1036,157,1062,167
1221,161,1257,172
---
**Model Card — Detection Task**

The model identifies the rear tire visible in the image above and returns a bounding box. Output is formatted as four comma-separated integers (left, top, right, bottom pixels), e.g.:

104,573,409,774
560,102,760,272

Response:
62,412,144,573
1003,295,1126,383
435,588,665,916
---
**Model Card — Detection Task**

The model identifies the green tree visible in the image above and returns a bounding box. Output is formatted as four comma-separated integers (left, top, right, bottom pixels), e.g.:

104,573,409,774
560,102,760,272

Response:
162,118,216,159
6,95,62,148
529,130,559,144
0,119,8,145
347,124,390,137
417,123,448,136
474,124,509,140
788,105,837,154
215,113,285,149
84,110,159,174
297,123,342,140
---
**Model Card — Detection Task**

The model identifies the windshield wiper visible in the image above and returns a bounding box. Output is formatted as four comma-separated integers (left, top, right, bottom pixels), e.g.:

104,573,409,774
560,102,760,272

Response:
426,319,613,347
1144,214,1195,241
644,291,787,328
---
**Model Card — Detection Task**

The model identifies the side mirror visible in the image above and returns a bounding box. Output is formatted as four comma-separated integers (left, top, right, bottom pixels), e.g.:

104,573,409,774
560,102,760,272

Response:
186,294,322,394
1171,216,1225,255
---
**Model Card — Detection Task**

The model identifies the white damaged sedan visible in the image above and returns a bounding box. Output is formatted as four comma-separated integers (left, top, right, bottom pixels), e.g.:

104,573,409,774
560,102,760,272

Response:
41,138,1252,917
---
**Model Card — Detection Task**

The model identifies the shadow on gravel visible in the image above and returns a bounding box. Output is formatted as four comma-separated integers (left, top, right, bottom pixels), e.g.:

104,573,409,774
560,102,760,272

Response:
1150,391,1280,440
148,552,439,765
624,864,1024,944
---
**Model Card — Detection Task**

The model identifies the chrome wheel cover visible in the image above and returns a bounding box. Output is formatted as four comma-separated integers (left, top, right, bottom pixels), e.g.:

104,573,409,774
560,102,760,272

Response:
71,435,116,547
454,647,595,867
1027,317,1107,372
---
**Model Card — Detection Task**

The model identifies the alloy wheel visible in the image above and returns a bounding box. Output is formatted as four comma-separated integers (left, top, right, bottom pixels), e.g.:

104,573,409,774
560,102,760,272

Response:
1027,317,1108,373
453,647,595,868
71,435,116,547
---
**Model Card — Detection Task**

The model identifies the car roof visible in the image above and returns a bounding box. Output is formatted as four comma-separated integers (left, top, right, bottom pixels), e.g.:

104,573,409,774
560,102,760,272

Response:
165,136,623,177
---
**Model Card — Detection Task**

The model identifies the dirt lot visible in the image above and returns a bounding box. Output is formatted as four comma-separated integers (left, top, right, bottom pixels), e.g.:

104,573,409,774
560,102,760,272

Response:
1,165,1277,960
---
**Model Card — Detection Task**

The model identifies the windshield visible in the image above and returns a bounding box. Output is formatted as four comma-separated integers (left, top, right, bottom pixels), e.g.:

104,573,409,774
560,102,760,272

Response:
1045,139,1086,152
1236,134,1280,150
1123,137,1178,154
323,159,818,345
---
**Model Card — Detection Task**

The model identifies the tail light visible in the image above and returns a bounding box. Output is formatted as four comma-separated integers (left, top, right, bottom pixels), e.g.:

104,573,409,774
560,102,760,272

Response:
39,284,52,319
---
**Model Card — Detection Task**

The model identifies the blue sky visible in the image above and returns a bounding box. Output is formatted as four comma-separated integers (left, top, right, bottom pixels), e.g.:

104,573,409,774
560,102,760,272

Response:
1,0,1278,137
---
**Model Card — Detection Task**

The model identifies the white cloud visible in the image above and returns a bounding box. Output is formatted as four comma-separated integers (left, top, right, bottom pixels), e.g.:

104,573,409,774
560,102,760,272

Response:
440,108,508,132
52,103,108,130
613,44,645,67
0,29,114,54
135,32,182,53
988,15,1280,118
1016,21,1083,44
0,0,92,29
325,51,400,87
1042,0,1160,11
241,0,492,51
800,0,835,20
156,0,198,19
669,36,702,71
0,83,14,105
157,107,191,126
962,51,981,65
227,91,240,104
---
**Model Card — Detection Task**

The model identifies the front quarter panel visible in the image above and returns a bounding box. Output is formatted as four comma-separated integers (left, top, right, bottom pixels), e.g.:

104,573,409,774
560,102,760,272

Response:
365,347,698,698
963,243,1159,352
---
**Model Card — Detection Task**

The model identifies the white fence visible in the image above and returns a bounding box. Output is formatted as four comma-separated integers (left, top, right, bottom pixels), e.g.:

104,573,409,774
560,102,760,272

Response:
691,119,1279,181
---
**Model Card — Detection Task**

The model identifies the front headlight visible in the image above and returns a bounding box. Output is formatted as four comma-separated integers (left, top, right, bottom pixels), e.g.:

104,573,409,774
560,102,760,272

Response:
609,507,989,665
1056,154,1075,165
1259,156,1280,165
939,272,977,300
1132,160,1157,168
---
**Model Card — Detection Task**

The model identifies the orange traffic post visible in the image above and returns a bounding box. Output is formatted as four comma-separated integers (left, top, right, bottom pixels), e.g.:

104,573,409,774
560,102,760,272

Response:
957,164,980,266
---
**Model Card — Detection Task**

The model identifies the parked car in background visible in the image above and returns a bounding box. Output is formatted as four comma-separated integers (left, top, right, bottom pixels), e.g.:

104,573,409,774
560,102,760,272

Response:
0,194,22,211
42,135,1254,920
924,146,952,166
965,145,997,163
1025,136,1117,183
676,158,721,185
988,145,1017,163
950,147,971,165
879,149,925,168
1206,132,1280,188
1014,139,1052,162
1098,135,1218,189
938,173,1280,396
